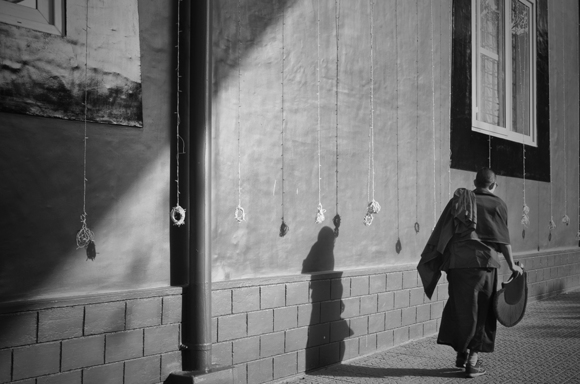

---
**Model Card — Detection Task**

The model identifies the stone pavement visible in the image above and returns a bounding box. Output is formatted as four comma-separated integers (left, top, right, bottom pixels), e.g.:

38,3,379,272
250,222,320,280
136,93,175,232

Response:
283,289,580,384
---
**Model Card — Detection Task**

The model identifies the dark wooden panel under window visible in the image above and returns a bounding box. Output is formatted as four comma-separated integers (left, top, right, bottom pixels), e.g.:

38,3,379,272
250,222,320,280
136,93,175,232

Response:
450,0,550,182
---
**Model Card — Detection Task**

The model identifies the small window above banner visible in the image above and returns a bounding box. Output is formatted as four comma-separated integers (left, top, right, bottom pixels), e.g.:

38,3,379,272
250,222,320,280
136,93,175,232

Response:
0,0,66,36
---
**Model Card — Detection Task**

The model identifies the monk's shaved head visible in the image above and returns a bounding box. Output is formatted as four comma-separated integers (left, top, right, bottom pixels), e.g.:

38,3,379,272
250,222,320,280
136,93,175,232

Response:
475,168,496,188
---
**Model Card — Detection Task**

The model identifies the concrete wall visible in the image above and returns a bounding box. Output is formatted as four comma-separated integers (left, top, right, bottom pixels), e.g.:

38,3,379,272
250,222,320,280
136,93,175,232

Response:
211,0,580,281
0,0,172,302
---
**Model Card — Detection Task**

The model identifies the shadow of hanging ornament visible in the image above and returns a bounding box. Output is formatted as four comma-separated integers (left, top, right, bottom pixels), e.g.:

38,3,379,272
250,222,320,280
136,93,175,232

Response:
279,220,289,237
395,238,402,254
414,222,420,234
315,203,326,224
333,214,341,237
86,240,98,261
561,214,570,226
170,205,186,226
235,205,246,223
548,218,556,242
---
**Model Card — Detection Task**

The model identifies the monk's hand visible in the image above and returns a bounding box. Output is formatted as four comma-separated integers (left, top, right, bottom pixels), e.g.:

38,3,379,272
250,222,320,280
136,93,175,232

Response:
510,264,524,277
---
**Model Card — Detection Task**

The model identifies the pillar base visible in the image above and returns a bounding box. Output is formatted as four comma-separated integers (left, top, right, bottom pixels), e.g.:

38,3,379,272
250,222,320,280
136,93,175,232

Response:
165,366,236,384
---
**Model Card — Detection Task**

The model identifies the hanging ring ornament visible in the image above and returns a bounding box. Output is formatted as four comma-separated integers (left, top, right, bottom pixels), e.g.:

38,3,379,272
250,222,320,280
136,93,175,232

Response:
363,212,374,226
414,222,420,233
561,214,570,226
367,199,381,214
521,204,530,228
171,205,186,226
235,205,246,223
315,203,326,224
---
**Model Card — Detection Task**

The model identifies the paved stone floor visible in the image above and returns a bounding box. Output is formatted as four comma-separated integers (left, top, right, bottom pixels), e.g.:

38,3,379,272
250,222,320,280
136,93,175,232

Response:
285,289,580,383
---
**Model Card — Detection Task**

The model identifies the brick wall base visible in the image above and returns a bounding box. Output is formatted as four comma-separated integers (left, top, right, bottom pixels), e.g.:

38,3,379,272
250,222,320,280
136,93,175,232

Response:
1,249,578,384
0,288,182,384
210,249,580,384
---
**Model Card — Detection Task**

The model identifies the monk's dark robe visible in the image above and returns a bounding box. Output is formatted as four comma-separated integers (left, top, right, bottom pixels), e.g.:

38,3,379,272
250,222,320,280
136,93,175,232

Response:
419,188,510,354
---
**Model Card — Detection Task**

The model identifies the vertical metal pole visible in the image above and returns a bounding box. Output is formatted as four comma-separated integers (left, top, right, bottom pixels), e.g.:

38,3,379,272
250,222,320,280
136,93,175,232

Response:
181,0,213,372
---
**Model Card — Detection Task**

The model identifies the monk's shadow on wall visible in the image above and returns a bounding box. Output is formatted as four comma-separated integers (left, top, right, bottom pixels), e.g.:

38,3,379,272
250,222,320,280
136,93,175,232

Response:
302,226,353,371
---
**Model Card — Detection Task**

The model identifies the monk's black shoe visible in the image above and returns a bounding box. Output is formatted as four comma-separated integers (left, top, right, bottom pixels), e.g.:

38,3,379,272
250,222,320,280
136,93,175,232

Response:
455,352,468,368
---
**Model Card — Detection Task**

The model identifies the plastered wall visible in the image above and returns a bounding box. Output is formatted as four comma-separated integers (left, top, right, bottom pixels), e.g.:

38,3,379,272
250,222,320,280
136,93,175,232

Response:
211,0,580,282
0,0,172,302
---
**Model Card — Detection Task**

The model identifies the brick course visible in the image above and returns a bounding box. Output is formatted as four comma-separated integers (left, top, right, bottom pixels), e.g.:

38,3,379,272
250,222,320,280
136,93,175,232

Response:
144,324,179,355
85,302,126,335
61,334,105,370
83,362,124,384
124,355,161,384
0,312,37,348
38,306,83,342
126,298,162,329
13,342,60,380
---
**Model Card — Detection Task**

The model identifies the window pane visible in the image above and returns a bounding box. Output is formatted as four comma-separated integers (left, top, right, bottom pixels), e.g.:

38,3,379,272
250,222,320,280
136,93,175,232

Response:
511,0,531,136
479,0,505,127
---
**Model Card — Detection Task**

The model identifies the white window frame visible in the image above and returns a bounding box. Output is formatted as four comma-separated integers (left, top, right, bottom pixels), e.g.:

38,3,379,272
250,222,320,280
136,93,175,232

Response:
0,0,66,36
471,0,537,147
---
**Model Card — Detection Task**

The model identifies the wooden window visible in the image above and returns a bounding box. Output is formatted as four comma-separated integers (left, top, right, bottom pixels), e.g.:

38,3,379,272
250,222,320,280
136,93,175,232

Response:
0,0,66,36
451,0,550,182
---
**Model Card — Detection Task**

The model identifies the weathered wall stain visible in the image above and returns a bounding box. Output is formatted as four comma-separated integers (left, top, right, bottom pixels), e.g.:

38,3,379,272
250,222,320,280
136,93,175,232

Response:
0,0,142,127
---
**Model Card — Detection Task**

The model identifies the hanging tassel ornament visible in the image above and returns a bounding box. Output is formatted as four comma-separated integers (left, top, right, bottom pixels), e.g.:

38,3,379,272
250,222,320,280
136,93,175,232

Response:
521,204,530,238
77,1,97,261
315,203,326,224
364,0,380,227
332,0,341,238
171,0,186,227
233,0,246,224
76,213,97,261
314,0,325,225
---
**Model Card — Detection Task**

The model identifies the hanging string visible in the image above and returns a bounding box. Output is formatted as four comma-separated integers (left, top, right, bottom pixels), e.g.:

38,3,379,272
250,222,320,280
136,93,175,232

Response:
333,0,341,237
279,4,289,237
521,129,529,238
76,0,96,261
561,8,570,227
234,0,246,223
315,0,325,224
430,0,437,231
414,0,420,234
394,0,401,254
446,2,452,200
170,0,186,227
547,10,556,242
364,0,380,227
